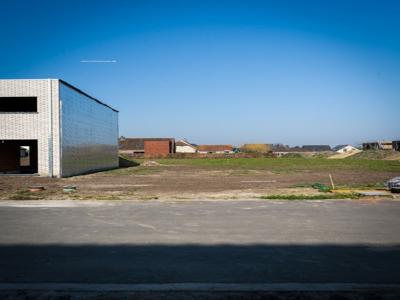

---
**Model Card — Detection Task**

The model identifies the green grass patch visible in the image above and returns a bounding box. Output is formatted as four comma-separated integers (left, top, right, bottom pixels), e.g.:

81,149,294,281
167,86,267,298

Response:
335,182,387,190
138,157,400,172
259,193,362,200
292,182,386,190
7,189,47,200
347,150,395,160
70,194,122,200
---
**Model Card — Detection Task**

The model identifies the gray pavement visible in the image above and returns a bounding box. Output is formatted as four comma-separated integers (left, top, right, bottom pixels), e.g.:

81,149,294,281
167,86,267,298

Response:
0,199,399,286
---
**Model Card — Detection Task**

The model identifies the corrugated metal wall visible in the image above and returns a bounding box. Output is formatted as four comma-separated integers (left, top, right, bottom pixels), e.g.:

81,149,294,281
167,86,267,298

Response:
59,82,118,177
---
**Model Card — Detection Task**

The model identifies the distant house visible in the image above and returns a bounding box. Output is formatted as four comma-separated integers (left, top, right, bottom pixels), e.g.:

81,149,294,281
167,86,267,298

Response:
380,141,393,150
119,138,144,154
272,145,308,157
302,145,332,152
362,142,379,150
363,141,393,150
197,145,233,154
144,139,175,155
393,141,400,152
271,144,291,152
332,145,358,153
119,138,175,155
176,140,197,153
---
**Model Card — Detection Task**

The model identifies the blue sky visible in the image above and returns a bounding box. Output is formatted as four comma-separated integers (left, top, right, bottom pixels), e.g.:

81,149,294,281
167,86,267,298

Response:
1,0,399,146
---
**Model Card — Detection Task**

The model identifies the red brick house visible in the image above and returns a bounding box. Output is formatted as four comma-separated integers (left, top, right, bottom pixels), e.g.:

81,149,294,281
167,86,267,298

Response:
197,145,233,154
119,138,175,155
144,140,173,155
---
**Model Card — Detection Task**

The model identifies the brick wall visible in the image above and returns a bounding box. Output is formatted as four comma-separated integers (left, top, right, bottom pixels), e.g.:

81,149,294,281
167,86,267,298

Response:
144,140,171,155
0,79,60,176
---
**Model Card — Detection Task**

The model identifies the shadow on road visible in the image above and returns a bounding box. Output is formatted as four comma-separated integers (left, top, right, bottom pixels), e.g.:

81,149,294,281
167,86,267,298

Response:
1,244,399,284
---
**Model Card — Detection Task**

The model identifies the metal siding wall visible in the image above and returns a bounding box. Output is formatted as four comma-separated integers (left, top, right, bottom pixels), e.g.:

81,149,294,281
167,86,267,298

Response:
0,79,60,177
59,82,118,177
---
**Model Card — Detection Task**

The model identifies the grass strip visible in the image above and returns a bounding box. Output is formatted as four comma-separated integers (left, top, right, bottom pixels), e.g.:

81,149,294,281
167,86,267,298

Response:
135,157,400,172
259,193,362,200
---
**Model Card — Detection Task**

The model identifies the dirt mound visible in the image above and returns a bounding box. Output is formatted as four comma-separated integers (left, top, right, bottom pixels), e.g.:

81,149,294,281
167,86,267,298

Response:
328,149,361,159
347,150,395,160
385,153,400,160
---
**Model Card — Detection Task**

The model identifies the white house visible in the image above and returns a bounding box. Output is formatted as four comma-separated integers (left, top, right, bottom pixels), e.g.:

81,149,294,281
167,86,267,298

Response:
175,139,197,153
332,144,358,153
0,79,119,177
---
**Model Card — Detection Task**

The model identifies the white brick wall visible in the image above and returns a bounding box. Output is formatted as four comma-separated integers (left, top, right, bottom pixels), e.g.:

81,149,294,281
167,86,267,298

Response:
0,79,60,176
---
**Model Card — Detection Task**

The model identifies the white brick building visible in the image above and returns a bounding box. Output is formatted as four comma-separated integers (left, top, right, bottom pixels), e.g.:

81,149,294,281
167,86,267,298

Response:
0,79,119,177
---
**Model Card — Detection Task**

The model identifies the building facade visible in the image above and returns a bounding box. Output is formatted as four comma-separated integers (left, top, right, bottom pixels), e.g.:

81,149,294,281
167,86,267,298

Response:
144,140,174,155
0,79,119,177
302,145,332,152
363,141,393,150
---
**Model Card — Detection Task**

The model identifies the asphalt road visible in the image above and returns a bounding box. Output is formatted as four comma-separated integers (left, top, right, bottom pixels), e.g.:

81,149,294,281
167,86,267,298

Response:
0,199,399,285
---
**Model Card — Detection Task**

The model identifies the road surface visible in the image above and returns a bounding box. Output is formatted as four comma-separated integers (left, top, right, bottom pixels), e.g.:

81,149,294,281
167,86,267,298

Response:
0,199,399,288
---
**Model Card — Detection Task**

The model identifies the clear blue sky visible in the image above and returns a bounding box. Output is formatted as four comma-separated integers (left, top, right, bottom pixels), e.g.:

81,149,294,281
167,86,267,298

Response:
1,0,399,146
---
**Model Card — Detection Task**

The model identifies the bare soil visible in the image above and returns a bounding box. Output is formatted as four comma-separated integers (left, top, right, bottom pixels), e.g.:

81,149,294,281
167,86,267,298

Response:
0,163,397,200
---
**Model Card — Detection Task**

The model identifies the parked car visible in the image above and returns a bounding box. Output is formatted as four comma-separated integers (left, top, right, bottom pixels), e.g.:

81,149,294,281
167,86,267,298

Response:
386,177,400,193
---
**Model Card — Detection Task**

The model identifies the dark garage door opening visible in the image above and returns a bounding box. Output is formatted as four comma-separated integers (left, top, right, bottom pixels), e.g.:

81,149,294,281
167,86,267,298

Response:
0,140,38,174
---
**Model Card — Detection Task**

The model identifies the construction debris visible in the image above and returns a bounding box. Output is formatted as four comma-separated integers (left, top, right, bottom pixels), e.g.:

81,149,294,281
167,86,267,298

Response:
387,177,400,193
141,161,162,167
311,183,331,192
28,186,45,192
63,186,77,193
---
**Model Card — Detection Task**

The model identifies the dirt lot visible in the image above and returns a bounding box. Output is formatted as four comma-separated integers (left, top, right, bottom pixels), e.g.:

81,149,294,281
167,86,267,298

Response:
0,158,399,200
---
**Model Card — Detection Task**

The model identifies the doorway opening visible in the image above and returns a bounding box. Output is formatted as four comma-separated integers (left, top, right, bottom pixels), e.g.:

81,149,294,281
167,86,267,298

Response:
0,140,38,174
